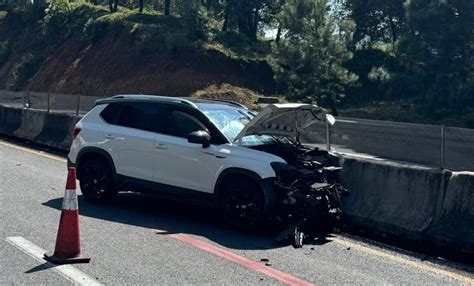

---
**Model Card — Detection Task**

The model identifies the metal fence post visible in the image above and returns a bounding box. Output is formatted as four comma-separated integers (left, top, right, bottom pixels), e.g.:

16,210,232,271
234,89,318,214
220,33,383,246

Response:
27,91,31,109
326,120,331,151
76,95,81,116
440,125,445,169
47,92,50,113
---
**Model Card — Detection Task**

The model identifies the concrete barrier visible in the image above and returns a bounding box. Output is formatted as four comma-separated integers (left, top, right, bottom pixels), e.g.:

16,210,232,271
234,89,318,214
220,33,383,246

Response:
0,105,22,136
33,112,80,150
341,157,450,241
428,171,474,254
14,109,46,141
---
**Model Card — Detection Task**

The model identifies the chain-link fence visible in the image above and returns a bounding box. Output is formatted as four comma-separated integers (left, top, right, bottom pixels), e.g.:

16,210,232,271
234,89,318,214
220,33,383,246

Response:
1,89,473,171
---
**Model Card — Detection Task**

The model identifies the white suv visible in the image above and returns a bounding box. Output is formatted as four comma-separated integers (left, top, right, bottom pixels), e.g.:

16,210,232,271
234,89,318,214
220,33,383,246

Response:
68,95,339,228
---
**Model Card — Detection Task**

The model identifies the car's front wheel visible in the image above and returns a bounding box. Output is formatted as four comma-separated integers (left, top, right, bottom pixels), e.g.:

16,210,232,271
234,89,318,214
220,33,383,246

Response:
219,176,267,230
79,158,117,203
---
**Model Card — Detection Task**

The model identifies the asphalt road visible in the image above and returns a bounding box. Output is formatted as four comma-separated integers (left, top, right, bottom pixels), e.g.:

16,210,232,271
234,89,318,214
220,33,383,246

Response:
1,139,473,285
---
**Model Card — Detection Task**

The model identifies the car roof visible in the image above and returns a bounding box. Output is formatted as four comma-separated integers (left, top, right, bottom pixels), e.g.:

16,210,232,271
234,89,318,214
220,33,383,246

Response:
96,94,247,109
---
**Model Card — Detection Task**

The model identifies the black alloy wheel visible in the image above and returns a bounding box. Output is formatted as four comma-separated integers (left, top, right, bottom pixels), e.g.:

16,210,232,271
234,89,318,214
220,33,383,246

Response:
79,158,117,203
220,177,266,230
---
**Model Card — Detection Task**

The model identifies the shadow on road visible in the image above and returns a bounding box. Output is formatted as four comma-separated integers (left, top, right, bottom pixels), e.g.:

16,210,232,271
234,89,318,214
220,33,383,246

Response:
42,192,304,251
25,262,59,274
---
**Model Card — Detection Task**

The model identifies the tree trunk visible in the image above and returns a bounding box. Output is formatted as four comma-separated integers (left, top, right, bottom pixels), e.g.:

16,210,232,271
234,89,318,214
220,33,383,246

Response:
164,0,170,16
276,22,282,43
388,15,398,43
113,0,119,12
108,0,113,12
222,2,231,31
251,7,259,40
222,13,229,31
139,0,144,13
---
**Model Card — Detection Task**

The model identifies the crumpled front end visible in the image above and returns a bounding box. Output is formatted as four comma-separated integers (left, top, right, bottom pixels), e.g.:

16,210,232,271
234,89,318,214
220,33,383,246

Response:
251,144,348,247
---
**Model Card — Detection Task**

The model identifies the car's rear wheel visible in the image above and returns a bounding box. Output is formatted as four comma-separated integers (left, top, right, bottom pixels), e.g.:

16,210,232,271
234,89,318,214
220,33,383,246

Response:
219,176,267,230
79,158,117,203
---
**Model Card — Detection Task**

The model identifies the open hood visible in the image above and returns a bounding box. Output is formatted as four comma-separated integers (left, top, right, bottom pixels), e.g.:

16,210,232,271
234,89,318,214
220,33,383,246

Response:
234,103,334,143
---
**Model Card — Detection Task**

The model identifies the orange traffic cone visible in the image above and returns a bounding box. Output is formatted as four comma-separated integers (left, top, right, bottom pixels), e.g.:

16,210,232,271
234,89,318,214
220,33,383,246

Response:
44,167,90,264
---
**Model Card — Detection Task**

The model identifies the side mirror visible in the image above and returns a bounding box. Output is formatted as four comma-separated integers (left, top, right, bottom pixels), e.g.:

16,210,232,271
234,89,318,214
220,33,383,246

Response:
187,130,211,148
326,114,336,126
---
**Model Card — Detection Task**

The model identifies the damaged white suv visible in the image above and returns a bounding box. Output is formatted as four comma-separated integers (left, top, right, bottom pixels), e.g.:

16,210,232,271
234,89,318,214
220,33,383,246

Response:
68,95,344,234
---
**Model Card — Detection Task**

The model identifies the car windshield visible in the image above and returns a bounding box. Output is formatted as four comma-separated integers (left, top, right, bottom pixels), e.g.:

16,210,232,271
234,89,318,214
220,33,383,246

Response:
198,103,278,145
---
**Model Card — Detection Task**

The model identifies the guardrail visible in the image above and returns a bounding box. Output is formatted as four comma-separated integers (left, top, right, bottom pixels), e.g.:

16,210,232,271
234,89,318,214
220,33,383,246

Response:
1,89,473,171
0,90,102,116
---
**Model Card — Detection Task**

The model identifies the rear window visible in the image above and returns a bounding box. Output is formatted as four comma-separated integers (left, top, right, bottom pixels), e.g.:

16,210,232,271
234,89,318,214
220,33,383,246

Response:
100,103,122,124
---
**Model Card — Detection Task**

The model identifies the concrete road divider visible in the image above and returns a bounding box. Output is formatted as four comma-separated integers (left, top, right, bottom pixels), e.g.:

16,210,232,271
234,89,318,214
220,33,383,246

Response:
427,171,474,255
14,109,46,141
341,156,474,255
341,157,450,241
0,105,22,136
33,112,81,150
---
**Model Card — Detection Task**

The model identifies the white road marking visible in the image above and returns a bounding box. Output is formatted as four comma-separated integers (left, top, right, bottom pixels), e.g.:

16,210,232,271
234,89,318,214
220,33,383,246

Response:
5,236,102,286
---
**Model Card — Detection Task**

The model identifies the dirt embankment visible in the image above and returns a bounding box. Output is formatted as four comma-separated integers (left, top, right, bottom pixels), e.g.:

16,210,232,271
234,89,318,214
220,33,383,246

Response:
0,13,274,97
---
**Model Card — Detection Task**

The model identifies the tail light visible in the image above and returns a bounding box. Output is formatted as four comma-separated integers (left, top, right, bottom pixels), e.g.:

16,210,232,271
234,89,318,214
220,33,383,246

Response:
72,128,81,140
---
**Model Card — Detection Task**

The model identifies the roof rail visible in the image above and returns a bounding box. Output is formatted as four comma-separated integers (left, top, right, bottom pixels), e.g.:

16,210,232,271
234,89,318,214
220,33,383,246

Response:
103,94,198,109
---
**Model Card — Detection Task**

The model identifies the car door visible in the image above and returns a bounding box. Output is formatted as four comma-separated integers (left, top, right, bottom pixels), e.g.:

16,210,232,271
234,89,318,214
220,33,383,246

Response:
152,107,224,194
103,102,164,182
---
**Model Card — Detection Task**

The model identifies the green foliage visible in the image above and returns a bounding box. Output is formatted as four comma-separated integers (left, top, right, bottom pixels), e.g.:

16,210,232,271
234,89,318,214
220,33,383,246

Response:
396,0,474,114
270,0,357,113
83,6,207,53
345,0,405,46
44,0,71,26
215,31,271,60
45,2,107,41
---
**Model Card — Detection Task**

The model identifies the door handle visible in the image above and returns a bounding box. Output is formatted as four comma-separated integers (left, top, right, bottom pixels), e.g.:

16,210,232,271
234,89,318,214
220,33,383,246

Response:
155,143,168,149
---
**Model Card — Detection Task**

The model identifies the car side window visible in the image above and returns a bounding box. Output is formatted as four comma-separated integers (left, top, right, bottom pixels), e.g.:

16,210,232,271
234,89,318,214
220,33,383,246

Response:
165,110,207,138
116,102,165,133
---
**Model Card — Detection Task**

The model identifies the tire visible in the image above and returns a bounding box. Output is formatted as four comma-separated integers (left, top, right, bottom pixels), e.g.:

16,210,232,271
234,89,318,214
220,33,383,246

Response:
219,176,267,230
78,158,117,203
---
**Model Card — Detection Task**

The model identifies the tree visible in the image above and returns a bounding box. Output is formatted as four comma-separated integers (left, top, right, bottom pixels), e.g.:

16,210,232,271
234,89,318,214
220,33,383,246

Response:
397,0,474,113
108,0,119,12
220,0,281,40
271,0,357,114
345,0,405,46
164,0,170,15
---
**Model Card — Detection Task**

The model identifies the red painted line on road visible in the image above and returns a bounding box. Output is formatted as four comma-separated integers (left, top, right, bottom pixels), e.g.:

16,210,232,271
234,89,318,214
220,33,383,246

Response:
167,232,314,286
